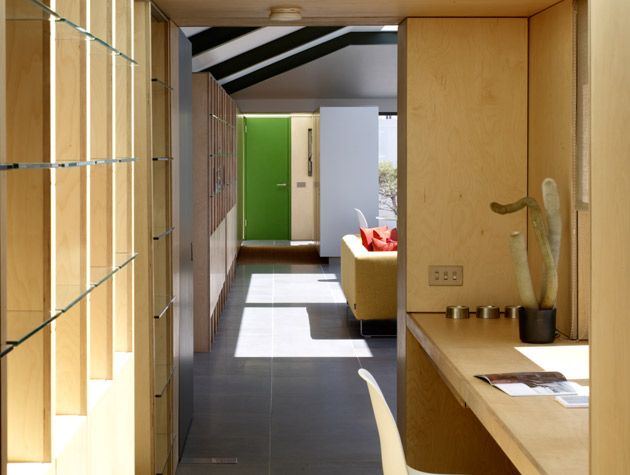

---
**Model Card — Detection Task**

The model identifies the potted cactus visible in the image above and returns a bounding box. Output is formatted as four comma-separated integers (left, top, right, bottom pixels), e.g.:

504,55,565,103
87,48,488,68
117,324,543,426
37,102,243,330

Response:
490,178,561,343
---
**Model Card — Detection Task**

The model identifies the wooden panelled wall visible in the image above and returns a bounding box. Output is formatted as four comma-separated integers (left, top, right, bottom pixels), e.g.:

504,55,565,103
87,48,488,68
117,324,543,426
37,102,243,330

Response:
134,2,178,474
591,0,630,472
1,0,136,473
192,73,239,352
398,0,583,459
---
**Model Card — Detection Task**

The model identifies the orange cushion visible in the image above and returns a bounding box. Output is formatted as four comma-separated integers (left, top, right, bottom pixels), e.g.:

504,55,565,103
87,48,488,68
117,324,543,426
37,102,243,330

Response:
360,226,388,251
373,228,392,241
372,237,398,252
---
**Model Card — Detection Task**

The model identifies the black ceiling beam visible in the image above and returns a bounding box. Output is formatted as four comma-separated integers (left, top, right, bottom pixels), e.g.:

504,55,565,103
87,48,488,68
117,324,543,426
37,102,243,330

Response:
190,27,259,57
204,27,343,80
222,32,397,95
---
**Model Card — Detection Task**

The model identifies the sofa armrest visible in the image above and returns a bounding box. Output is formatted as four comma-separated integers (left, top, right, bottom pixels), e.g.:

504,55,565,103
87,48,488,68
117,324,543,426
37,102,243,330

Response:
340,234,397,320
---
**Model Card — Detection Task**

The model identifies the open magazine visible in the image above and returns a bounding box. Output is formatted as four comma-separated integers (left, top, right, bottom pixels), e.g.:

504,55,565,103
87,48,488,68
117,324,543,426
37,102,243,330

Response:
475,371,578,397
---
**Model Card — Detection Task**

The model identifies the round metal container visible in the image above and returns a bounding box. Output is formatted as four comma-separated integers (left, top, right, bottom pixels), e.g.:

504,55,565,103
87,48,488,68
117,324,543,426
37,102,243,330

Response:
446,305,470,319
504,305,522,319
476,305,500,319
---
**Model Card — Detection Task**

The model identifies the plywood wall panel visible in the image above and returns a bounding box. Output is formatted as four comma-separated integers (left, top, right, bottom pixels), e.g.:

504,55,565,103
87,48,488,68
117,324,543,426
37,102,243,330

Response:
590,0,630,471
528,0,576,336
403,18,528,313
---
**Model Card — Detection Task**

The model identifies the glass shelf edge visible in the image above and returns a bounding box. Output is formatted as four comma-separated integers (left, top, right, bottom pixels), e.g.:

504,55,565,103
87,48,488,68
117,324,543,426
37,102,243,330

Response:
154,365,175,397
152,227,175,241
154,296,175,319
10,0,137,64
152,156,173,162
0,157,138,171
151,78,173,90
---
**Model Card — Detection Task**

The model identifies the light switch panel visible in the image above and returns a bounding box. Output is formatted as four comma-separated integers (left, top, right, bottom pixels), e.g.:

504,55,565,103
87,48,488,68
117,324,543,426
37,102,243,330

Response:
428,265,463,286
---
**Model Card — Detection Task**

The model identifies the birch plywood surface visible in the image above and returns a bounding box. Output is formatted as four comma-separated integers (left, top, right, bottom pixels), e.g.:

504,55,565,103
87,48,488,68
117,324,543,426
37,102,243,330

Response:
406,313,588,475
528,0,576,337
590,0,630,471
403,18,528,313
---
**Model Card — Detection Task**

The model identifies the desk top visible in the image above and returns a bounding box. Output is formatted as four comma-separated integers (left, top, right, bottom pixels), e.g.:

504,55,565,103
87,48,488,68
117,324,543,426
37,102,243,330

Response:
406,313,589,475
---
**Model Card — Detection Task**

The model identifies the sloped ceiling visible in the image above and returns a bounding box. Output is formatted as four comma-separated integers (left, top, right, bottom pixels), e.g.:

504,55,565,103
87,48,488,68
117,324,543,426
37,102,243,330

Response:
183,26,397,107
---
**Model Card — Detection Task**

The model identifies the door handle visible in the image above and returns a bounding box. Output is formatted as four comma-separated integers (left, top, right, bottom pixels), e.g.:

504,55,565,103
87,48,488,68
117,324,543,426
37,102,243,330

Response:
276,183,287,187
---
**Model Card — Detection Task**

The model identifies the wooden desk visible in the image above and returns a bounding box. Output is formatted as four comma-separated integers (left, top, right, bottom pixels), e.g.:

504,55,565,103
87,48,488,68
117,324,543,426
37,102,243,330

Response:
405,313,588,475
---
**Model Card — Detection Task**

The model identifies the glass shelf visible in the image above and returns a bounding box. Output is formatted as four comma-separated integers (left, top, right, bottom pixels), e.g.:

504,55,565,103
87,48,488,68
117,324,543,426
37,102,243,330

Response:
6,0,136,64
152,78,172,91
4,310,60,346
153,295,174,320
154,363,174,397
0,157,137,172
154,431,175,475
210,114,235,128
153,226,174,241
0,252,138,358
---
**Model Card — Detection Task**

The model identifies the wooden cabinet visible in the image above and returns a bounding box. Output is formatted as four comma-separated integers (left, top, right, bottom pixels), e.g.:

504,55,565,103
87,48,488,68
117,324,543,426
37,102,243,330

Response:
192,73,238,352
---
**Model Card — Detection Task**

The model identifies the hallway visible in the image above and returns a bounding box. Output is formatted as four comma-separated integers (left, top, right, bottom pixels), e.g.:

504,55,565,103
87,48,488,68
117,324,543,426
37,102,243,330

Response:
177,258,397,474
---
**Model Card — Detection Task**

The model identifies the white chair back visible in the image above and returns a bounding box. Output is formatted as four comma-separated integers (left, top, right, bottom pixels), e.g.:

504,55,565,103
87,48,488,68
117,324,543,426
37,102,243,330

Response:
354,208,369,228
358,369,409,475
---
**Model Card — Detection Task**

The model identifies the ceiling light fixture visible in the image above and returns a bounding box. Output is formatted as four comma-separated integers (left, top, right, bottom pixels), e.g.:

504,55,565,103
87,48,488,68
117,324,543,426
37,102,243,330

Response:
269,6,302,21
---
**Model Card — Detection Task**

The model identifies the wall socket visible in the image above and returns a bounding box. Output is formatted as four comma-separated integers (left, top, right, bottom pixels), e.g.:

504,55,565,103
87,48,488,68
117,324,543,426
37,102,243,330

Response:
428,265,463,286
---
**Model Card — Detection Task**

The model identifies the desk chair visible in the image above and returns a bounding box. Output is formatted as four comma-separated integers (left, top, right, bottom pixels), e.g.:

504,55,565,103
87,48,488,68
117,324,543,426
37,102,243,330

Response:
358,369,453,475
354,208,368,228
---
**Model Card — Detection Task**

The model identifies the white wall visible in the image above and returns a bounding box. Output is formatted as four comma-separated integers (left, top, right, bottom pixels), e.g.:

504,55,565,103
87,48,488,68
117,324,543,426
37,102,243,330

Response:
291,115,315,240
319,107,379,257
236,98,397,114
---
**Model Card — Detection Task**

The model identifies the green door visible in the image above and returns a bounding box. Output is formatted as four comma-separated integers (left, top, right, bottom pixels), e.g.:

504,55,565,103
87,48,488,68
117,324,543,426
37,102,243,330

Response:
245,117,291,240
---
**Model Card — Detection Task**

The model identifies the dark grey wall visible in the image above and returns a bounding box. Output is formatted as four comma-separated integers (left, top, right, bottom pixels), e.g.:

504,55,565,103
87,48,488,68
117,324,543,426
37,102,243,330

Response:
178,29,194,456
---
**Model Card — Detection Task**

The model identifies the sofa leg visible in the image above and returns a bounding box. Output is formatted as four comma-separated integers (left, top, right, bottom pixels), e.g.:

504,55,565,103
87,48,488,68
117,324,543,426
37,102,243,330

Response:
359,320,396,338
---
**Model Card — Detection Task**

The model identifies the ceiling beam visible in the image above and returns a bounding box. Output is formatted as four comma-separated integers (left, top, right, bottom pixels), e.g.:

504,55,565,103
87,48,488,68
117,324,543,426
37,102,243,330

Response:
223,31,397,94
190,27,259,56
204,27,343,80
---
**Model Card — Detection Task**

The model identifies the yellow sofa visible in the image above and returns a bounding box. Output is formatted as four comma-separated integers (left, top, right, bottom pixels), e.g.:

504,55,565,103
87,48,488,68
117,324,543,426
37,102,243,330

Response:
340,234,397,322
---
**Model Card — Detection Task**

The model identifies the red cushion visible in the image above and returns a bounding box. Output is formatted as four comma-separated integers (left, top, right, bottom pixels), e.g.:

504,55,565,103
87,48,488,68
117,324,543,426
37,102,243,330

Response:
372,237,398,252
360,226,388,251
390,228,398,242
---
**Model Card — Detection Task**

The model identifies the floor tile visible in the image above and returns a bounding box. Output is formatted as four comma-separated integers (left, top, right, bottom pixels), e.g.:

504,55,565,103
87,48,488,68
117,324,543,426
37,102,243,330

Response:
179,254,397,475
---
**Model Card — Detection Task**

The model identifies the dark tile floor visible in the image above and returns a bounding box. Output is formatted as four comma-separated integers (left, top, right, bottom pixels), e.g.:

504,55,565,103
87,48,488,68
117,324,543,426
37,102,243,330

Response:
177,259,397,474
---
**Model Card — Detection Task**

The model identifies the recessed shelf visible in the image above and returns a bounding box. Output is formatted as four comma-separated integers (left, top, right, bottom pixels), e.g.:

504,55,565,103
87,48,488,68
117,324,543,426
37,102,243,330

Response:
153,226,174,241
6,0,137,64
0,157,137,172
152,78,173,91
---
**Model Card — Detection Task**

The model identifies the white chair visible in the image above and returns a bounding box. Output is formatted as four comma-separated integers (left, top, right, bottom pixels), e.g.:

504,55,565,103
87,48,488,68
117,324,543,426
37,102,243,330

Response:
358,369,449,475
354,208,368,228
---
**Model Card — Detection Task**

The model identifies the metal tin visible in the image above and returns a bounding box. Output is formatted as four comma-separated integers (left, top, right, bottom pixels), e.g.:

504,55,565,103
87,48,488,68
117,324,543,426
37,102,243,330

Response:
476,305,500,319
504,305,522,319
446,305,470,319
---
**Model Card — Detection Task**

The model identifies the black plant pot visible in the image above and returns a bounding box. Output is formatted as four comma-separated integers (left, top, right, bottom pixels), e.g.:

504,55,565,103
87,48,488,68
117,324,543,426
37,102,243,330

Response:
518,307,556,344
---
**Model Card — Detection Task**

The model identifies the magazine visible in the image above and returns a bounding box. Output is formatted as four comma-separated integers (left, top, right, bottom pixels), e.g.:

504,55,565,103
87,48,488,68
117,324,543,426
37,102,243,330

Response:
474,371,578,397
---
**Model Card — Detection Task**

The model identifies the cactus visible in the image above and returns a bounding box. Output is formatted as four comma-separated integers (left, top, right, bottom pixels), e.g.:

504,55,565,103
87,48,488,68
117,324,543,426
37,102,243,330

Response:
490,178,561,310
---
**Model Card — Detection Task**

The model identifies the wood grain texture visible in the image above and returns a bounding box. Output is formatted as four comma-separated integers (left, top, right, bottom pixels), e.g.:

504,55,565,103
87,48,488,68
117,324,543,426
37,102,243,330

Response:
406,314,588,474
528,0,576,336
590,0,630,471
6,18,52,462
396,20,409,444
0,0,6,470
133,2,155,473
402,18,528,313
405,329,518,474
155,0,559,26
192,74,210,352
